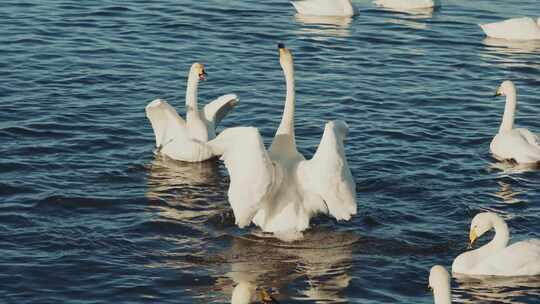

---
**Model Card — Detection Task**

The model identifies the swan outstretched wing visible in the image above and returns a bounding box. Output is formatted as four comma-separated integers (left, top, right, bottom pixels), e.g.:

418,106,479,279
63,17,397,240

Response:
145,98,187,148
207,127,274,227
203,94,239,131
298,120,357,220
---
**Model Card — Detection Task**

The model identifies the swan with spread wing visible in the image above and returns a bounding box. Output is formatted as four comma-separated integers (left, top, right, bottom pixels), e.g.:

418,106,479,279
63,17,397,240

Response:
208,44,357,239
145,63,239,162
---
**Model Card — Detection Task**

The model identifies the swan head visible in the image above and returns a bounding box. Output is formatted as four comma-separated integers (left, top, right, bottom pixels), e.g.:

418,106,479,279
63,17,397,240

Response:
429,265,450,292
278,43,294,70
469,212,498,247
495,80,516,97
190,62,207,81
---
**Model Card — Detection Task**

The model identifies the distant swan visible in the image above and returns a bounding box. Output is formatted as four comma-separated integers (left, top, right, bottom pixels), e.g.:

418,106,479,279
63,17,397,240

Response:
490,80,540,165
429,265,451,304
374,0,439,10
208,44,357,240
145,63,239,162
480,17,540,41
452,212,540,276
291,0,356,17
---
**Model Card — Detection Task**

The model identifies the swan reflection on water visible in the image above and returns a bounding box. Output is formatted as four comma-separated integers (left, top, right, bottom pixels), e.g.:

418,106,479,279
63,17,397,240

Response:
294,15,352,39
146,155,227,222
217,230,357,303
453,274,540,304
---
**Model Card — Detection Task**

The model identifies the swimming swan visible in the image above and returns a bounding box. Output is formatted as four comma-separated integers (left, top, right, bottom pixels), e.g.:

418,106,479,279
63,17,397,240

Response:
145,63,239,162
452,212,540,276
490,80,540,165
480,17,540,41
374,0,439,10
208,44,357,239
291,0,356,17
429,265,451,304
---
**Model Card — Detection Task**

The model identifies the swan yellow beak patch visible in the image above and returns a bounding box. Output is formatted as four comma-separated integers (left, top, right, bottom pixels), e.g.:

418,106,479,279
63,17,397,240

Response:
469,228,478,248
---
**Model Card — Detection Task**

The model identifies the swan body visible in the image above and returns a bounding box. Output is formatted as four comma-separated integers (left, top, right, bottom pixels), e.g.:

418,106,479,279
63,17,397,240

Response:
490,80,540,164
374,0,438,10
452,212,540,276
208,44,357,238
231,282,257,304
145,63,239,162
291,0,356,17
480,17,540,41
429,265,451,304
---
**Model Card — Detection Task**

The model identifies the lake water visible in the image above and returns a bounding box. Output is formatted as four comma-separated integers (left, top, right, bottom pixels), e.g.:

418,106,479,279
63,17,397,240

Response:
2,0,540,303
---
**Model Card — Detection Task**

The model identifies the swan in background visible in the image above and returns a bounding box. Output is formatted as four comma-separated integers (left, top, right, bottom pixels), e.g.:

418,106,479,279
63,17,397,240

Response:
490,80,540,165
145,63,239,162
480,17,540,41
452,212,540,276
429,265,451,304
208,44,357,240
374,0,439,11
291,0,356,17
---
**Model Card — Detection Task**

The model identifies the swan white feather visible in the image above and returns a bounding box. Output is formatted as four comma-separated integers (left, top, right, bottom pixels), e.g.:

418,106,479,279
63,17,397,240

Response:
374,0,438,10
480,17,540,41
429,265,451,304
452,212,540,276
208,44,357,238
145,63,239,162
490,80,540,164
291,0,356,17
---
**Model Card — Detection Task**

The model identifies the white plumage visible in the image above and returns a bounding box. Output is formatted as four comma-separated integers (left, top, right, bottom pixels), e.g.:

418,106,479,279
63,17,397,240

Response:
291,0,356,17
208,44,357,239
480,17,540,41
374,0,439,10
490,80,540,164
145,63,239,162
452,212,540,276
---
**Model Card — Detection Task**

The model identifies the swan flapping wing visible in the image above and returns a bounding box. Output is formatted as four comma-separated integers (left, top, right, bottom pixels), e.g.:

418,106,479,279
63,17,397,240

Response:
298,120,357,220
203,94,239,131
207,127,274,227
145,98,187,148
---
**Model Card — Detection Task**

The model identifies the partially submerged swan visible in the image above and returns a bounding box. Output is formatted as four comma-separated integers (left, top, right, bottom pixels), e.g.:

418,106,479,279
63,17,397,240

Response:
490,80,540,165
208,44,357,240
452,212,540,276
480,17,540,41
429,265,451,304
145,63,239,162
291,0,356,17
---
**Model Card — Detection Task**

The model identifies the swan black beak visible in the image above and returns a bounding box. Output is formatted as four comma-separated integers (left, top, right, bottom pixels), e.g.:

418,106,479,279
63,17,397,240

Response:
278,42,285,49
494,89,501,97
199,70,207,81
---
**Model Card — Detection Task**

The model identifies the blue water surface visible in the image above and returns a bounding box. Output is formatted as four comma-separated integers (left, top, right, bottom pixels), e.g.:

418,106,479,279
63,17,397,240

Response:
1,0,540,303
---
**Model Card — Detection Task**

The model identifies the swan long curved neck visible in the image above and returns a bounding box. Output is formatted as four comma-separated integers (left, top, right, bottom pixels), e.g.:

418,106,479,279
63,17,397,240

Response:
433,288,451,304
186,70,200,121
499,88,517,133
276,58,296,139
476,215,510,257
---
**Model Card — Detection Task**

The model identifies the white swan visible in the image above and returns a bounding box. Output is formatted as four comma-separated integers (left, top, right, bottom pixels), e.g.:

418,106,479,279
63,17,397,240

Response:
145,63,239,162
480,17,540,41
374,0,439,10
291,0,356,17
490,80,540,165
208,44,357,240
452,212,540,276
429,265,451,304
